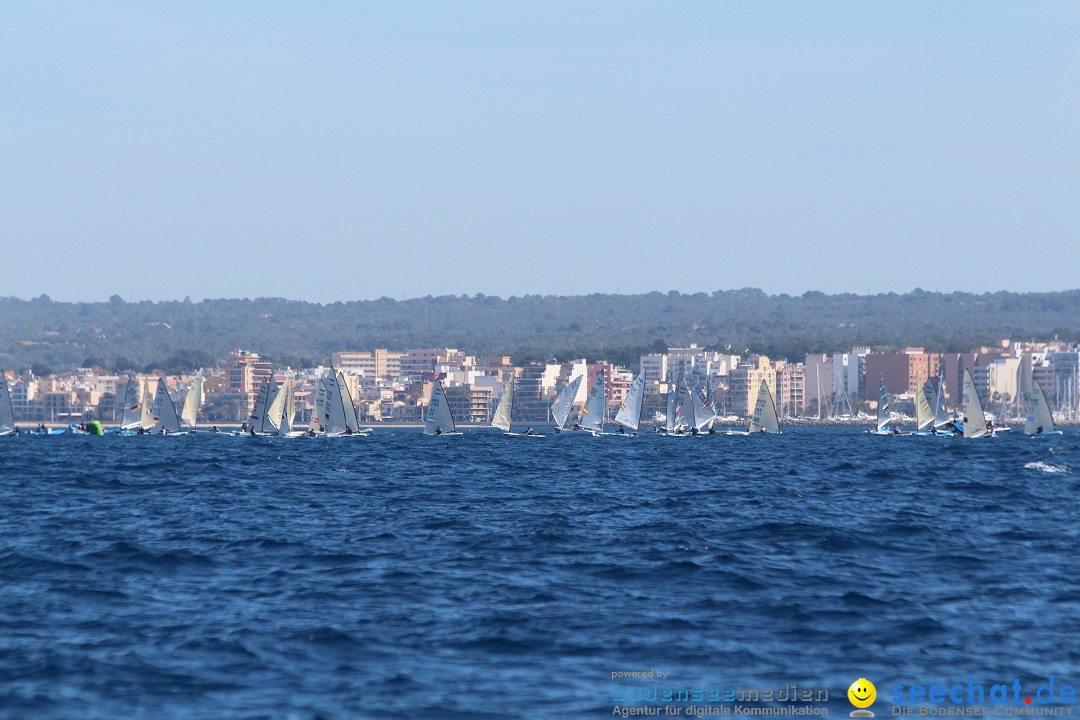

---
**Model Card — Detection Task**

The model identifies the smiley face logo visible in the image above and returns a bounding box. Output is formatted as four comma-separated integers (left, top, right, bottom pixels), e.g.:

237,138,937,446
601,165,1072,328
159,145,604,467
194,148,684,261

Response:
848,678,876,709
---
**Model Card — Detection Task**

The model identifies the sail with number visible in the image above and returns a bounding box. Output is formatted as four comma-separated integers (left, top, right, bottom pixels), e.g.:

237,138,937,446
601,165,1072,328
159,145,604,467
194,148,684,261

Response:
961,369,988,439
875,374,891,432
0,373,14,436
424,378,457,434
550,375,583,431
579,370,606,433
118,378,142,430
151,379,183,434
492,377,514,432
748,378,780,434
1024,378,1055,435
915,381,934,432
181,371,202,428
614,373,645,431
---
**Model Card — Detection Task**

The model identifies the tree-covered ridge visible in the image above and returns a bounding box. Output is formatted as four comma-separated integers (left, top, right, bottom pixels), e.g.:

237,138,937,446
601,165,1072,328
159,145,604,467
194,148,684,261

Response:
2,289,1079,372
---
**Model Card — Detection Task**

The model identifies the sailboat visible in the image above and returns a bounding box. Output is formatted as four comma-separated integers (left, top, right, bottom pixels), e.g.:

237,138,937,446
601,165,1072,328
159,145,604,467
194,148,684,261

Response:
114,377,143,433
867,374,900,435
672,374,695,435
691,374,717,435
139,379,156,431
311,379,327,434
659,375,676,434
491,376,542,437
578,369,606,435
959,369,991,438
930,373,954,435
613,372,645,435
151,379,185,434
749,379,781,434
277,378,304,437
1024,378,1061,436
180,371,202,430
337,371,372,435
913,381,934,434
550,375,584,433
0,373,14,436
424,378,461,435
248,378,285,435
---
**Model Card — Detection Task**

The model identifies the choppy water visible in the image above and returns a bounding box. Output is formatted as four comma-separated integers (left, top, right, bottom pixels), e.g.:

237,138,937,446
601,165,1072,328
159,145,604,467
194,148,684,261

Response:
1,428,1078,719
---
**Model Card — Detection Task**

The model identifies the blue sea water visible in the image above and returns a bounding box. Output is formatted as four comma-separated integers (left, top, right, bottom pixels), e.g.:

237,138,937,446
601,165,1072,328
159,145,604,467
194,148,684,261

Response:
1,427,1078,719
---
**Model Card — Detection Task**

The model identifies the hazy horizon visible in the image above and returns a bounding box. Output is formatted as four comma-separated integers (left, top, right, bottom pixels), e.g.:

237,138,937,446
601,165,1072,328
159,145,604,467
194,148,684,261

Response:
7,285,1080,306
3,2,1078,303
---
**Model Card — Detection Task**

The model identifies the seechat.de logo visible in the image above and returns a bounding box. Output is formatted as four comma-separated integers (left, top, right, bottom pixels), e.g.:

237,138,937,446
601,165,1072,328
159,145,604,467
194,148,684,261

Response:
849,678,877,717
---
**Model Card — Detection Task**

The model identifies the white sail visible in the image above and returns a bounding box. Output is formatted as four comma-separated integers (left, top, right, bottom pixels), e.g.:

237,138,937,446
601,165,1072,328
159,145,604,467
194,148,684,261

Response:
337,372,361,433
614,373,645,431
915,381,933,431
180,372,202,428
674,375,694,430
322,373,349,435
962,369,988,439
311,379,327,432
492,377,514,432
151,379,183,434
0,373,14,435
932,373,950,429
664,378,676,432
748,378,780,433
550,375,583,431
140,380,155,429
257,378,285,434
118,378,142,430
279,378,296,435
1024,378,1055,435
875,374,891,432
691,375,715,431
579,370,606,432
424,378,457,434
251,379,270,429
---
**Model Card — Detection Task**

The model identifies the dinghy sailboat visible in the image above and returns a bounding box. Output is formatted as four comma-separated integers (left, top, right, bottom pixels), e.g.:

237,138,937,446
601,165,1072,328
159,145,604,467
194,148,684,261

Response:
180,371,202,430
1024,378,1060,435
0,373,14,436
959,369,991,438
867,374,899,435
116,377,143,432
550,375,584,433
579,370,606,435
748,379,781,434
691,375,717,434
491,376,542,436
424,378,461,435
613,373,645,435
151,379,184,434
914,381,934,434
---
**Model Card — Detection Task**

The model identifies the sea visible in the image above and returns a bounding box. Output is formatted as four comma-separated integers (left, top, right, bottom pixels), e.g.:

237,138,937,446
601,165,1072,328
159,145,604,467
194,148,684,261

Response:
1,427,1078,719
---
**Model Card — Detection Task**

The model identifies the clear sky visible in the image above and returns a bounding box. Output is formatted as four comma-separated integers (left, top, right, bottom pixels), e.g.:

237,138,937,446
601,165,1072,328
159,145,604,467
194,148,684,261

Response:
2,2,1078,303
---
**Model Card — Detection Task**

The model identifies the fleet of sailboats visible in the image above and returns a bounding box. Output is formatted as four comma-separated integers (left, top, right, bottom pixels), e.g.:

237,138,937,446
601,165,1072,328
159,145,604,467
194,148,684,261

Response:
2,362,1075,442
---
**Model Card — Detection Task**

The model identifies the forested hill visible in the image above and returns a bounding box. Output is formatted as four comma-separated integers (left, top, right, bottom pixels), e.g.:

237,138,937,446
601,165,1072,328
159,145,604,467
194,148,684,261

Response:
2,290,1079,373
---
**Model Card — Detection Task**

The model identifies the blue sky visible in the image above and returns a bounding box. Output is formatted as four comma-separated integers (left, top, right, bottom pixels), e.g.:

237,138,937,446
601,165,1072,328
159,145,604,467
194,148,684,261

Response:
2,2,1077,302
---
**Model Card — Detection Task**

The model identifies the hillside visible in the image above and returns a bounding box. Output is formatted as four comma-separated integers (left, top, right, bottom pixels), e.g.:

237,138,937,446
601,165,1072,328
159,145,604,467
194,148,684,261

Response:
2,289,1079,372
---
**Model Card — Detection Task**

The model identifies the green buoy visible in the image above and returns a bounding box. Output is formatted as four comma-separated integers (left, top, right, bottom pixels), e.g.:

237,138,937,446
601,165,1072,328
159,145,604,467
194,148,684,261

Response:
87,420,103,436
